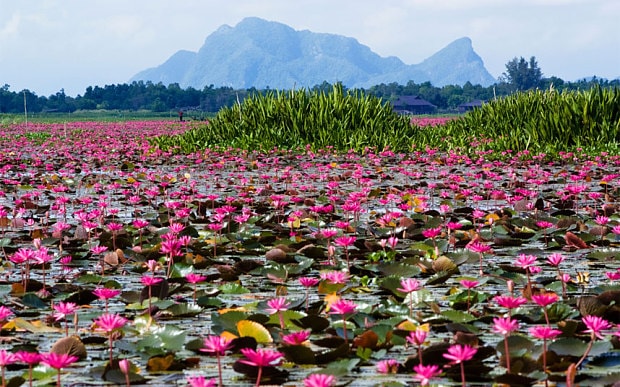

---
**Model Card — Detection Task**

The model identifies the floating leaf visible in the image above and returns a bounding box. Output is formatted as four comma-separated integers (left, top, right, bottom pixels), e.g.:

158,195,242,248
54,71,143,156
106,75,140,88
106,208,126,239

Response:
377,262,421,277
50,336,87,359
321,358,360,376
291,315,330,333
440,310,477,323
4,318,60,333
165,303,203,317
219,283,250,294
146,354,175,372
495,335,533,357
353,330,379,350
280,345,316,364
237,320,272,343
549,337,612,357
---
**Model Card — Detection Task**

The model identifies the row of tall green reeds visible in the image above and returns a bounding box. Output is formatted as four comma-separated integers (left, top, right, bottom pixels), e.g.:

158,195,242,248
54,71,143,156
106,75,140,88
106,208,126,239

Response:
436,85,620,155
152,84,620,156
152,84,415,153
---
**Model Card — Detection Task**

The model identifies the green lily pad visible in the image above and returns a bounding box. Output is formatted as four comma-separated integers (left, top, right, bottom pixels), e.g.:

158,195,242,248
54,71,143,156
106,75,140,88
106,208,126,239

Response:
495,335,534,357
280,345,316,364
549,337,613,357
219,283,250,294
377,262,421,277
440,309,477,323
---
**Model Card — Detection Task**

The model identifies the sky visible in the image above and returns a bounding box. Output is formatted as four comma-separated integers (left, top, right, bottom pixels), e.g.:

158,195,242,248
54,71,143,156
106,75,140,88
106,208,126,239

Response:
1,0,619,97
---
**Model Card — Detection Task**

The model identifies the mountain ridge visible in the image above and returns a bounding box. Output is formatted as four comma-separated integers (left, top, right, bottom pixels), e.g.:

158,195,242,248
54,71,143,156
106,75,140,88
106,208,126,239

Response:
131,17,497,89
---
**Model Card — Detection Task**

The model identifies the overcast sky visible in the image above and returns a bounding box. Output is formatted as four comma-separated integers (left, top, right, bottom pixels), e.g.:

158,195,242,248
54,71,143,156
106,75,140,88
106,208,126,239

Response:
1,0,619,97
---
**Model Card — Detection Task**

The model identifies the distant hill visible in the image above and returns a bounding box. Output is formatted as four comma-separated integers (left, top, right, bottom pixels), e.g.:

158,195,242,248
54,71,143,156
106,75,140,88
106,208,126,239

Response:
131,17,497,89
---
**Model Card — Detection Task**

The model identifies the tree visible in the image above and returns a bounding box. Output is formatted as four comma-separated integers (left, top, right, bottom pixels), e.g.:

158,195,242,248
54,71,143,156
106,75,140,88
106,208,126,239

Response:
501,56,543,91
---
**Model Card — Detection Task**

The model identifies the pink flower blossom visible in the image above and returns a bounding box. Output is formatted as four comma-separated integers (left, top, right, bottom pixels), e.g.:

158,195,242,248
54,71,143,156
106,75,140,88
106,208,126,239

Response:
94,313,128,333
282,330,311,345
546,253,565,267
459,279,479,289
406,328,428,346
140,275,164,286
41,352,78,369
319,271,349,284
299,277,320,287
531,292,559,307
239,347,283,368
187,376,217,387
582,315,612,340
494,295,528,310
466,240,491,253
265,297,291,315
334,235,356,247
185,273,207,284
514,253,537,269
422,227,441,239
397,278,421,293
92,287,121,300
303,373,336,387
200,335,232,355
53,301,78,322
376,359,400,374
329,299,357,315
529,326,562,340
492,316,520,336
0,306,14,321
413,363,442,386
443,344,477,364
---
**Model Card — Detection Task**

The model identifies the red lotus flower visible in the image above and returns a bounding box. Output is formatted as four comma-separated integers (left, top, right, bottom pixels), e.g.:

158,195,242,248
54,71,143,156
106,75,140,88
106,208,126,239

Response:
187,375,217,387
239,348,284,387
201,335,232,386
494,295,528,310
42,352,78,369
299,277,320,287
413,363,442,386
319,271,349,284
397,278,421,293
282,329,311,346
422,227,441,239
94,313,128,333
459,279,479,289
443,343,477,364
265,297,291,314
303,373,336,387
376,359,400,374
42,352,78,387
531,292,558,307
582,315,612,340
329,299,357,315
92,287,121,300
529,325,562,340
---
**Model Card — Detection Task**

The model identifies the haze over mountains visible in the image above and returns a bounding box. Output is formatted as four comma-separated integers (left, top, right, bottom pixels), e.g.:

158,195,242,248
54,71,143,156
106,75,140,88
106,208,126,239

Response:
131,17,497,90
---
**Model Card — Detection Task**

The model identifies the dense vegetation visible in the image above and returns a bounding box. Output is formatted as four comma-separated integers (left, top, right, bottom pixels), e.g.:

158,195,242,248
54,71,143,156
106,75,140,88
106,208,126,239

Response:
1,76,617,115
152,85,620,157
440,85,620,155
152,84,414,153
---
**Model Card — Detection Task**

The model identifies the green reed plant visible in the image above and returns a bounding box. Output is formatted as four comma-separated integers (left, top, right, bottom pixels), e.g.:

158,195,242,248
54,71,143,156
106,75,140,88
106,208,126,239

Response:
441,85,620,155
152,84,415,153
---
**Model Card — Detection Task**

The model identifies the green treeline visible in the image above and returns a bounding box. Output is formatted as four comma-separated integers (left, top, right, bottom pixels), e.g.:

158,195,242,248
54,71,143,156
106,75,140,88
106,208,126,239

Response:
1,76,618,115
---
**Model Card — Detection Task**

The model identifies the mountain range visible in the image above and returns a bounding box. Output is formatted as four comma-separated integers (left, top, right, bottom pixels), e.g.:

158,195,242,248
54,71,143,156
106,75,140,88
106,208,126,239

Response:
131,17,497,90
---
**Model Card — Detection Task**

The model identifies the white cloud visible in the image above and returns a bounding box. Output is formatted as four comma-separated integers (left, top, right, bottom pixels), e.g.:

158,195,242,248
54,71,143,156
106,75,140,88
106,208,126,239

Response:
1,0,617,96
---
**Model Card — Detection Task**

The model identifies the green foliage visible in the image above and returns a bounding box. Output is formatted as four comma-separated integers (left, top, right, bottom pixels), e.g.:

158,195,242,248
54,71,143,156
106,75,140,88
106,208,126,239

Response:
152,84,415,153
502,56,543,91
436,85,620,155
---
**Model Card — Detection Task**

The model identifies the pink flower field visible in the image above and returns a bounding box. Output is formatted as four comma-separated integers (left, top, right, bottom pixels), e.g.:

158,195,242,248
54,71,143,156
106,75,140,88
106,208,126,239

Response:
0,120,619,386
